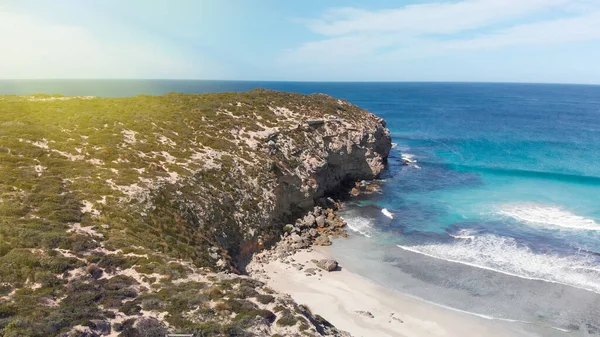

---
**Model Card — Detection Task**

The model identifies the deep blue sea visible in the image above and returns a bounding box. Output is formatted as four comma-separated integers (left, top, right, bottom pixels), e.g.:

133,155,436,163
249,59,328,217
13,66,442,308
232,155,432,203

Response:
3,80,600,335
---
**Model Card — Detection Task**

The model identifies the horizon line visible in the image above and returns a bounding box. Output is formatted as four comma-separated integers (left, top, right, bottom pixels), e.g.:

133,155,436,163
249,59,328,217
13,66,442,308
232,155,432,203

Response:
1,79,599,86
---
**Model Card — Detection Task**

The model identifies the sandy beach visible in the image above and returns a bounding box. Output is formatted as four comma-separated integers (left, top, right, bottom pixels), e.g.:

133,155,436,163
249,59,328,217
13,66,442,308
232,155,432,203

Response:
250,247,541,337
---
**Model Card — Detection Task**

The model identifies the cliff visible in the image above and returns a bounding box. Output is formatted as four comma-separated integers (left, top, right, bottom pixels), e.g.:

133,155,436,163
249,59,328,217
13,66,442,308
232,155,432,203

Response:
0,90,391,336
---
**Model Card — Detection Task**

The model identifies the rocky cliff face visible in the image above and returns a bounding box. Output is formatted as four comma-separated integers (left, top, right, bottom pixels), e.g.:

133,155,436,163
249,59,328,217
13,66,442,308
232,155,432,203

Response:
0,90,390,336
271,104,391,223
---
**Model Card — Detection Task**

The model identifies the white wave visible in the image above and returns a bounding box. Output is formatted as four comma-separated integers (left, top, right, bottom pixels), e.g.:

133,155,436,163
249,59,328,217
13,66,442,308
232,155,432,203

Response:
401,153,417,165
397,234,600,294
449,229,477,240
498,204,600,231
342,215,375,238
381,208,394,219
413,164,421,169
391,142,398,149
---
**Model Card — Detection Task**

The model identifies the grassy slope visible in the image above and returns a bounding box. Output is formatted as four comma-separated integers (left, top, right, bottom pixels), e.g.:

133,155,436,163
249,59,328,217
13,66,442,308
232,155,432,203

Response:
0,90,375,336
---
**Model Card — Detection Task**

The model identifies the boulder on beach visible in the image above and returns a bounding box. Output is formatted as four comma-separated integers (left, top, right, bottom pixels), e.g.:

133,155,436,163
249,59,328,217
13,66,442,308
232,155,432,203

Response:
316,259,338,272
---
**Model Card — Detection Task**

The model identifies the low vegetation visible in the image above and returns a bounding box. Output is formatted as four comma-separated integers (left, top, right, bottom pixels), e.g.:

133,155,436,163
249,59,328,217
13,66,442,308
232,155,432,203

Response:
0,90,383,335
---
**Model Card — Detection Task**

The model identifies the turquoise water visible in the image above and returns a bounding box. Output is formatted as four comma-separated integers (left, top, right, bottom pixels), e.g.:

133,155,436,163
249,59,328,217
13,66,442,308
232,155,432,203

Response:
3,80,600,334
330,83,600,335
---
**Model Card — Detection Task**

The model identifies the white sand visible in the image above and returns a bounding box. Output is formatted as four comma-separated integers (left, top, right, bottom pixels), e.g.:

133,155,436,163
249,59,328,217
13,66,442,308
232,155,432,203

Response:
252,248,539,337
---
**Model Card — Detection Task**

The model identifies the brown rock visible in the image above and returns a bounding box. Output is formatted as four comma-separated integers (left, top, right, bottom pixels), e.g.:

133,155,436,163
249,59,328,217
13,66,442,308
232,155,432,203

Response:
366,183,381,192
316,259,338,271
314,236,332,246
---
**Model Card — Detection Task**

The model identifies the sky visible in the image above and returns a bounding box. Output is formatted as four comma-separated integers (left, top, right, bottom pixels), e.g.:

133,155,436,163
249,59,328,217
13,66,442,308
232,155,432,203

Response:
2,0,600,83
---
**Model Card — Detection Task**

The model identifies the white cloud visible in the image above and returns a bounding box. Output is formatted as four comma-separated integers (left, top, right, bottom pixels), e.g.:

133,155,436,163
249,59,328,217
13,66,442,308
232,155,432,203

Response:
377,10,600,60
306,0,577,36
0,9,217,79
280,0,600,81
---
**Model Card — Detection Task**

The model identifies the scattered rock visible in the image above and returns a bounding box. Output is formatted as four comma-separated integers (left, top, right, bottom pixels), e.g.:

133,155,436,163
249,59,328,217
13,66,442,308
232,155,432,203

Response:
355,311,374,318
304,268,317,275
315,259,338,272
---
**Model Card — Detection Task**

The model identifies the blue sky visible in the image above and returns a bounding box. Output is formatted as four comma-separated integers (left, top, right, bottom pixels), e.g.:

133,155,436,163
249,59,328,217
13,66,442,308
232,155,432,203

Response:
2,0,600,83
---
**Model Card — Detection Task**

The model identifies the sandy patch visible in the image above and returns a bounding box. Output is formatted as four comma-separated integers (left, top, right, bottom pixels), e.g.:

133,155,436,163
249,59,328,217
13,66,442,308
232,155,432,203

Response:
251,248,536,337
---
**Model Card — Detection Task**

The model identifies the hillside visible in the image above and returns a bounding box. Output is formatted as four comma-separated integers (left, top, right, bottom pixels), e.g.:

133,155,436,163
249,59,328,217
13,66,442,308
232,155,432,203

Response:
0,90,391,336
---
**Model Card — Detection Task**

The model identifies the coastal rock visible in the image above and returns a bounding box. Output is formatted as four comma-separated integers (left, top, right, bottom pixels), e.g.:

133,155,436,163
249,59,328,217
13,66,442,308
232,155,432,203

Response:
315,215,326,227
303,214,316,227
290,233,303,243
314,236,332,246
316,259,338,271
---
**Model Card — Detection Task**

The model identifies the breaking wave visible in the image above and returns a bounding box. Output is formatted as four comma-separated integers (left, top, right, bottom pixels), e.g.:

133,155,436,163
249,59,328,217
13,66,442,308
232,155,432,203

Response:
448,229,478,240
381,208,394,219
401,153,417,164
397,233,600,294
343,215,375,238
498,204,600,231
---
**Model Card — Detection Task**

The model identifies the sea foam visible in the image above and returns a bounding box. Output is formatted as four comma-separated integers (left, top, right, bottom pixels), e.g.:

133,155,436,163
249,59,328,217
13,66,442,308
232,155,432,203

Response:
448,229,477,240
343,215,375,238
401,153,417,164
498,204,600,231
398,233,600,294
381,208,394,219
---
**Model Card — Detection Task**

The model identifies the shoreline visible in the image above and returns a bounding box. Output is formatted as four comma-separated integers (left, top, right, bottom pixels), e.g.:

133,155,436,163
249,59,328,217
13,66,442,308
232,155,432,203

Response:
249,246,542,337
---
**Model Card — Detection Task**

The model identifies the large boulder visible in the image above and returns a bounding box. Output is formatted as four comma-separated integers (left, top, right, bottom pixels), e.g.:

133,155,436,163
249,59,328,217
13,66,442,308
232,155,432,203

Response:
315,215,326,227
316,259,338,272
314,236,332,246
302,214,316,227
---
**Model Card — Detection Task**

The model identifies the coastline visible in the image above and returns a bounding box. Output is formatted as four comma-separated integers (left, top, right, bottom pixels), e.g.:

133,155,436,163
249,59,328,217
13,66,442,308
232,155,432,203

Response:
249,246,541,337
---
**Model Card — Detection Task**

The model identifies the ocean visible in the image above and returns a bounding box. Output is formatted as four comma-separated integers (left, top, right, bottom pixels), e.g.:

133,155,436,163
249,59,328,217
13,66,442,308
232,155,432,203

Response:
3,80,600,335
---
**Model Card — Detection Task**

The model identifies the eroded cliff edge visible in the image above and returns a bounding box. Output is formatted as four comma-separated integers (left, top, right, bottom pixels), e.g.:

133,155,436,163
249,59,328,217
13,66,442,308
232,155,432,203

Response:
0,90,390,336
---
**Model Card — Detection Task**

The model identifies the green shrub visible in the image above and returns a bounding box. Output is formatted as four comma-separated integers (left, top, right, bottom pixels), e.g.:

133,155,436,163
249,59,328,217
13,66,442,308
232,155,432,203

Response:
119,301,141,316
256,294,274,305
276,310,298,327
